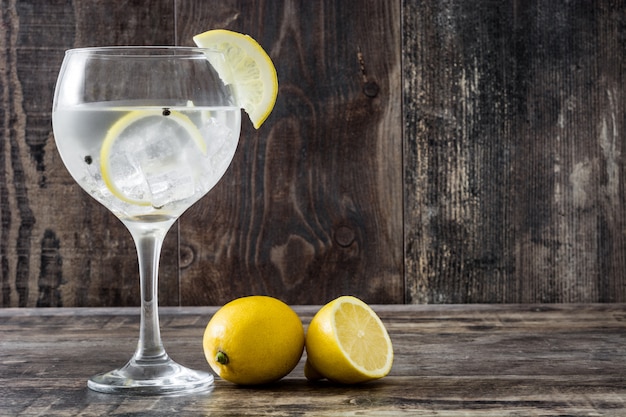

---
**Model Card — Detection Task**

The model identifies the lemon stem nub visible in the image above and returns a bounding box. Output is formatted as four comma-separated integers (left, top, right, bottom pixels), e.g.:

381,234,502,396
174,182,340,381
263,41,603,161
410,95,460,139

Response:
216,350,229,365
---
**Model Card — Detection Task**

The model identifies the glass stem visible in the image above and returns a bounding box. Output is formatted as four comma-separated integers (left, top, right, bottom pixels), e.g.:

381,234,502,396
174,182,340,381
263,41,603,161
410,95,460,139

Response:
125,219,175,362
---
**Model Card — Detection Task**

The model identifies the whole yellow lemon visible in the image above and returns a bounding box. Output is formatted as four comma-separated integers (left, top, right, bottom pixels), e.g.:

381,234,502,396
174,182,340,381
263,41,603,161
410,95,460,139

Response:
203,296,304,385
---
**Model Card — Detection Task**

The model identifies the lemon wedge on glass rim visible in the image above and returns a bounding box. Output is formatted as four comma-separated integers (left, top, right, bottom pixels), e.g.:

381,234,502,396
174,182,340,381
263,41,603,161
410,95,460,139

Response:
100,109,206,206
193,29,278,129
100,30,277,206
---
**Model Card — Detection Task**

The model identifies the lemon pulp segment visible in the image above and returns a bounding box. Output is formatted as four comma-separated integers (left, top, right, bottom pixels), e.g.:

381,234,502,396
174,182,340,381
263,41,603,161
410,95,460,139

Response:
334,299,393,373
305,295,393,384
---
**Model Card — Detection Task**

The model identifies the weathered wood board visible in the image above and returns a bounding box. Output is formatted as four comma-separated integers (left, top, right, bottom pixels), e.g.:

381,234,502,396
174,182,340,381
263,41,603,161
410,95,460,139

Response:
1,304,626,415
404,0,626,303
175,1,403,305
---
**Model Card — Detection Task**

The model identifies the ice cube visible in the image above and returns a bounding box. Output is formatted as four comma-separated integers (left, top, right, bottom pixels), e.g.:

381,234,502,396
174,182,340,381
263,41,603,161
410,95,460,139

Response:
202,118,231,157
109,152,150,201
144,166,195,208
139,122,206,207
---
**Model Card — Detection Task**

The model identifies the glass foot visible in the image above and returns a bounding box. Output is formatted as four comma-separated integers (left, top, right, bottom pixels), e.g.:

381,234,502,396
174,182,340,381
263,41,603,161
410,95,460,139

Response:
88,355,214,395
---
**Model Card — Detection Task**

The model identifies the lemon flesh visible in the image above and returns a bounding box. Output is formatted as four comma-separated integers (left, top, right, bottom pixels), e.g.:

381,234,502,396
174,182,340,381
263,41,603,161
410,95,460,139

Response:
193,29,278,129
305,296,394,384
203,296,304,385
100,109,206,207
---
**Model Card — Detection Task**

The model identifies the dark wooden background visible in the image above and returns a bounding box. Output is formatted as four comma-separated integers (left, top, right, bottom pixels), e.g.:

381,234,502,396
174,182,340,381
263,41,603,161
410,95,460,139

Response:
0,0,624,308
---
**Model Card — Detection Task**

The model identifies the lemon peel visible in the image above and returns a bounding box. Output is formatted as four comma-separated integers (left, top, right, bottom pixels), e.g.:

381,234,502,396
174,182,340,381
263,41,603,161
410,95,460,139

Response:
203,296,304,385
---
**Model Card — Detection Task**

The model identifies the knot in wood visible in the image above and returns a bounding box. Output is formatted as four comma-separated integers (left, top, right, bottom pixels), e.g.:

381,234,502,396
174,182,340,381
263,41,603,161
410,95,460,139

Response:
334,225,356,248
179,244,195,268
363,81,379,98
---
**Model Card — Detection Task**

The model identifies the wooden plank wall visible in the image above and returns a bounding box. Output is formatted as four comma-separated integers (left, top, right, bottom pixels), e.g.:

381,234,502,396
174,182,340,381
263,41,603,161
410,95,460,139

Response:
0,0,624,307
404,0,626,303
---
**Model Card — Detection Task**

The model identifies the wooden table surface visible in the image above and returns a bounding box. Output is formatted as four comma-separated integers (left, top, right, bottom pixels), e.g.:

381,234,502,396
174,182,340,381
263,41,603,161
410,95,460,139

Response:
1,304,626,416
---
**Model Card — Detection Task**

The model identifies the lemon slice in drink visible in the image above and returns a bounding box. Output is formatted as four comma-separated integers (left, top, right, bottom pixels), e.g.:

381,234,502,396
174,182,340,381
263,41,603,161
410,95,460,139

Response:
193,29,278,129
100,109,206,206
305,296,394,384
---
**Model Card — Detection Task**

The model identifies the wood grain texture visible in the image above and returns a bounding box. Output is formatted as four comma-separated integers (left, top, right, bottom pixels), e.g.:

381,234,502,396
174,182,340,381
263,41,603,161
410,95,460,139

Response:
1,305,626,415
174,0,403,305
2,0,626,307
404,0,626,303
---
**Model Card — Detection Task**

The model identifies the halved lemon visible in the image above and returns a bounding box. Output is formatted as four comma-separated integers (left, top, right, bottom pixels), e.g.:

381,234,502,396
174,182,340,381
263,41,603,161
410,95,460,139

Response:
100,109,206,206
305,296,394,384
193,29,278,129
